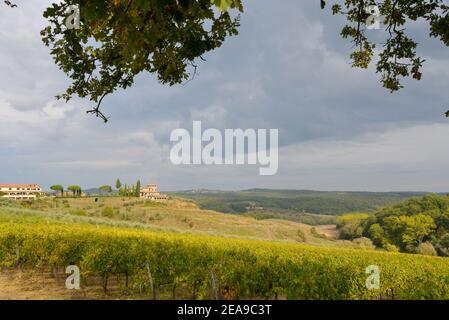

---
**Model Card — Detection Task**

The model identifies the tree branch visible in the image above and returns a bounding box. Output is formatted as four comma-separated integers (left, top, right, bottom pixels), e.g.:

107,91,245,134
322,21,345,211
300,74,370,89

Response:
86,92,110,123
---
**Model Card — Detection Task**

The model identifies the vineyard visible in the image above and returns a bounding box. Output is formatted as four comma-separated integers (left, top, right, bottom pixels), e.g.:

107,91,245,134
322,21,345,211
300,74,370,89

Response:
1,217,449,299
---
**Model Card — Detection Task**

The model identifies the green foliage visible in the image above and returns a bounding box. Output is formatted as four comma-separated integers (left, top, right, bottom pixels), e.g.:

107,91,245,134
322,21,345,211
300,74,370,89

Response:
310,227,327,239
50,184,64,196
99,185,112,193
119,183,139,197
115,178,122,190
2,220,449,299
336,213,370,240
432,233,449,256
367,223,386,247
5,1,449,117
135,180,141,198
383,243,399,252
67,185,82,196
101,206,114,217
383,214,435,252
321,0,449,98
362,194,449,255
296,229,306,242
70,209,87,216
39,0,242,121
210,0,242,12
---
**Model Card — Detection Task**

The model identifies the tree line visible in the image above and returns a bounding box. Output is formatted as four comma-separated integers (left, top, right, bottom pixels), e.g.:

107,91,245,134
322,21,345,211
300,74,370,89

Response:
49,178,142,197
336,194,449,256
50,184,82,197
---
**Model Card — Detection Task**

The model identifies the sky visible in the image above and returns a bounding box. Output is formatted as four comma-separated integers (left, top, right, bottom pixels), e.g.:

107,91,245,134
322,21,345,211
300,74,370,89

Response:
1,1,449,192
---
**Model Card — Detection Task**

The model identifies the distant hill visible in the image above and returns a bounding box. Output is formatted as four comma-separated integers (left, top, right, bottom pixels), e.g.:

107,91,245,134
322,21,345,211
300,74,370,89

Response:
170,189,432,224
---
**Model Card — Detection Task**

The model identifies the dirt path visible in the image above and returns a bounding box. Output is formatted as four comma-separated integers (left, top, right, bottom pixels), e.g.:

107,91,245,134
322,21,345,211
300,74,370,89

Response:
0,268,188,300
315,225,339,239
0,269,74,300
0,268,141,300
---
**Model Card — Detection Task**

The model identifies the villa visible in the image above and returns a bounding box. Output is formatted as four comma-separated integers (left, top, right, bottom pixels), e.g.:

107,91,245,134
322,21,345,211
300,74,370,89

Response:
0,184,44,200
140,184,167,200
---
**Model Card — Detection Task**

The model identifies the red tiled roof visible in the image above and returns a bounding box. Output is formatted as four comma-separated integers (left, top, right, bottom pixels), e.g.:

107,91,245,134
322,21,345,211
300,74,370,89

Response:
0,184,41,188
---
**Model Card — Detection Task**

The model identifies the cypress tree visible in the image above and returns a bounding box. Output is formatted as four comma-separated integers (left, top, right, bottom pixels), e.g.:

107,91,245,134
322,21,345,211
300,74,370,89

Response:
136,180,141,197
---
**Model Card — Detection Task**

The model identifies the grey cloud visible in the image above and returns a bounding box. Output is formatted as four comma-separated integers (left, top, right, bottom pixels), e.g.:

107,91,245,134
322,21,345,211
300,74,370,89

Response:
0,0,448,191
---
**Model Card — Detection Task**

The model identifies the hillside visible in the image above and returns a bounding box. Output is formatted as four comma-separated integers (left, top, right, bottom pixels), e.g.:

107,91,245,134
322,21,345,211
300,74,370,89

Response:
0,197,341,246
1,200,449,299
2,196,449,299
171,189,427,224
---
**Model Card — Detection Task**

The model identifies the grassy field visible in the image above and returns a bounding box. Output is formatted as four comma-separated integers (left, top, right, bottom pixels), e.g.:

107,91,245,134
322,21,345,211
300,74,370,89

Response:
1,196,449,300
0,196,339,245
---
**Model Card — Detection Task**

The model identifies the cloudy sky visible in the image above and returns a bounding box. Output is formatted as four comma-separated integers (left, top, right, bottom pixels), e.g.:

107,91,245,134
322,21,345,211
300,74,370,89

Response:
1,1,449,192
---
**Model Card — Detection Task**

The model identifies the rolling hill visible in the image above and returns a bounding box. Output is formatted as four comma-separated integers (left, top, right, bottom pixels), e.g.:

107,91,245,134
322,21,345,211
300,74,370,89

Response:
1,195,449,300
170,189,428,224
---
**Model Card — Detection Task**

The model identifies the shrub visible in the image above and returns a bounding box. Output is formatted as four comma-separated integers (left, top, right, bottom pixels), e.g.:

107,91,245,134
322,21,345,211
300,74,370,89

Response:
297,229,306,242
416,242,437,256
101,206,114,218
310,227,327,239
352,237,375,250
383,243,400,252
70,209,87,216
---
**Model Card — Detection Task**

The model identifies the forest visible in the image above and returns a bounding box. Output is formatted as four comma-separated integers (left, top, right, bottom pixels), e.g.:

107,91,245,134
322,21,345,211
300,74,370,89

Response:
337,194,449,256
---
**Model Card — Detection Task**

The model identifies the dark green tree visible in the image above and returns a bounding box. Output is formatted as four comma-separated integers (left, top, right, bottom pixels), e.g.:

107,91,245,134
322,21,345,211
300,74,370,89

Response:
135,180,141,197
99,185,112,194
50,184,64,196
115,178,122,190
68,185,82,197
383,214,436,252
336,213,370,240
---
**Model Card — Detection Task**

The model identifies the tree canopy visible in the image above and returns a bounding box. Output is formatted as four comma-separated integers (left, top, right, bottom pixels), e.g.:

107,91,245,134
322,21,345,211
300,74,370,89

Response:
4,0,449,119
337,194,449,256
5,0,242,121
99,185,113,193
50,184,64,196
321,0,449,114
67,185,82,196
42,0,243,122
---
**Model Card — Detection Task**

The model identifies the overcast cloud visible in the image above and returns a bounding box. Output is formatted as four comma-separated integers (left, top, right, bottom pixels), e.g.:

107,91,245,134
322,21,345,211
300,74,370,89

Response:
1,1,449,192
